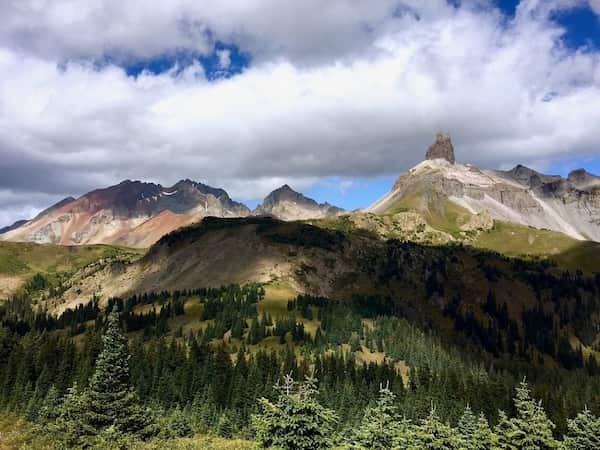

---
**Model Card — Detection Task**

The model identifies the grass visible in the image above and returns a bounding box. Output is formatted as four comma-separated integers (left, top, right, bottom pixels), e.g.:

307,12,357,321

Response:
0,415,257,449
423,200,473,238
473,221,600,274
384,191,473,239
0,241,144,298
258,280,298,318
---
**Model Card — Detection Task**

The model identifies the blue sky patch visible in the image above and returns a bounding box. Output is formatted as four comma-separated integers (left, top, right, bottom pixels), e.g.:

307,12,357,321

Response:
124,42,250,79
305,176,396,211
552,6,600,50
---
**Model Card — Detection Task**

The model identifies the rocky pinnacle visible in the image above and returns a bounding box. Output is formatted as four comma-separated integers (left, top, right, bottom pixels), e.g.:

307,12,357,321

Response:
425,133,455,164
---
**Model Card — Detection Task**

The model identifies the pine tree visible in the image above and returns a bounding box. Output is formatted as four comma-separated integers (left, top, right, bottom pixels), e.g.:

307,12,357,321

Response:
347,385,403,449
38,384,61,422
166,406,194,438
496,380,559,450
217,412,234,438
563,407,600,449
82,307,156,439
410,405,460,450
457,404,478,448
472,412,498,450
252,374,338,450
53,383,93,447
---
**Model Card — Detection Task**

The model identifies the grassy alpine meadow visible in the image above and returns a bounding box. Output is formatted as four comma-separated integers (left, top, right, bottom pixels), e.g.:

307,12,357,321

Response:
0,241,144,301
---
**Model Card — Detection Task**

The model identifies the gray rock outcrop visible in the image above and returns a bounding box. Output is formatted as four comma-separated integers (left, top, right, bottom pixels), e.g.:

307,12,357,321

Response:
425,133,455,164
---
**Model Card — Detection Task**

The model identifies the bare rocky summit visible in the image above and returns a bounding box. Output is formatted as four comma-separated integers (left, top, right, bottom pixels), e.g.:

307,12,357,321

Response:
253,185,345,221
425,132,455,164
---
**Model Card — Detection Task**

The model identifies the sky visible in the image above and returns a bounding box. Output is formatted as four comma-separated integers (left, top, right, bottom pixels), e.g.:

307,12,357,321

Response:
1,0,600,226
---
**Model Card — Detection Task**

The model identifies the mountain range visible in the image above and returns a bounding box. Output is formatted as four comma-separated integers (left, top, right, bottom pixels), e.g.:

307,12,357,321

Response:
1,133,599,248
0,180,344,247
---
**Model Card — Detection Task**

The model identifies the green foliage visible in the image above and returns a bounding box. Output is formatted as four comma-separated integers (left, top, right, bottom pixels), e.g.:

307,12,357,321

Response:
345,385,407,450
495,380,559,450
53,383,94,447
252,374,338,450
82,308,156,438
217,413,234,438
38,384,61,422
409,406,460,449
162,406,194,439
23,272,49,292
563,407,600,450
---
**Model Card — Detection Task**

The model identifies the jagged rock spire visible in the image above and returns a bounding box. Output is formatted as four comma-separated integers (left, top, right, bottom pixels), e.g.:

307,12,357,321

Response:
425,133,455,164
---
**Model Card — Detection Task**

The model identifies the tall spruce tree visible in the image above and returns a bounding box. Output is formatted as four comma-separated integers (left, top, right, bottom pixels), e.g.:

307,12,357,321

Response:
563,407,600,449
82,307,156,438
347,384,407,449
496,380,559,450
457,404,478,447
252,374,338,450
410,406,460,450
472,412,498,450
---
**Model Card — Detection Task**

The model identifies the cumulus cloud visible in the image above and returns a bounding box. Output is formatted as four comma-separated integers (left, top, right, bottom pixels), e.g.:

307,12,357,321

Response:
0,0,599,225
590,0,600,15
216,49,232,70
0,0,424,64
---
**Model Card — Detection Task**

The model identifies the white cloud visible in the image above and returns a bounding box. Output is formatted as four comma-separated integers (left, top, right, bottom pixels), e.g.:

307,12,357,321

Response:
0,0,433,64
339,180,354,195
590,0,600,15
217,49,232,70
0,0,599,225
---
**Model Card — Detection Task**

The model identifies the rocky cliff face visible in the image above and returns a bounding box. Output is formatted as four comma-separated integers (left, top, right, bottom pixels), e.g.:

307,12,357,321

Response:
0,179,250,247
369,135,600,242
253,185,345,221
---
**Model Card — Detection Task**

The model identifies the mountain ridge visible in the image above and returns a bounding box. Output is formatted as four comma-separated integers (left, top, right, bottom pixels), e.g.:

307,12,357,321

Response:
1,180,347,247
368,136,600,242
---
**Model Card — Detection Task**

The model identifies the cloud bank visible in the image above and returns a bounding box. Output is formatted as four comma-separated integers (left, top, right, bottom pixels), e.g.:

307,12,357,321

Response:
0,0,599,225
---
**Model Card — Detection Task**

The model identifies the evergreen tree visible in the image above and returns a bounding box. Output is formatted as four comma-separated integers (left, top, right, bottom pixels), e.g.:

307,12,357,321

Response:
165,406,194,438
471,412,498,450
496,380,559,450
457,404,478,447
53,383,93,448
563,407,600,450
82,307,156,439
410,406,459,449
38,384,61,422
347,385,403,449
217,412,234,438
252,374,338,450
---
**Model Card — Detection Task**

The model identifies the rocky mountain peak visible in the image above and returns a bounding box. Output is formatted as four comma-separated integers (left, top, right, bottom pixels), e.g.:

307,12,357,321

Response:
507,165,562,188
253,185,345,221
425,133,455,164
568,168,600,189
260,185,308,208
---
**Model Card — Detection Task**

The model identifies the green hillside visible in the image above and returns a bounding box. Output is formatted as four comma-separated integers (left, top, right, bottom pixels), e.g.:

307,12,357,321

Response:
0,241,144,299
473,221,600,274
